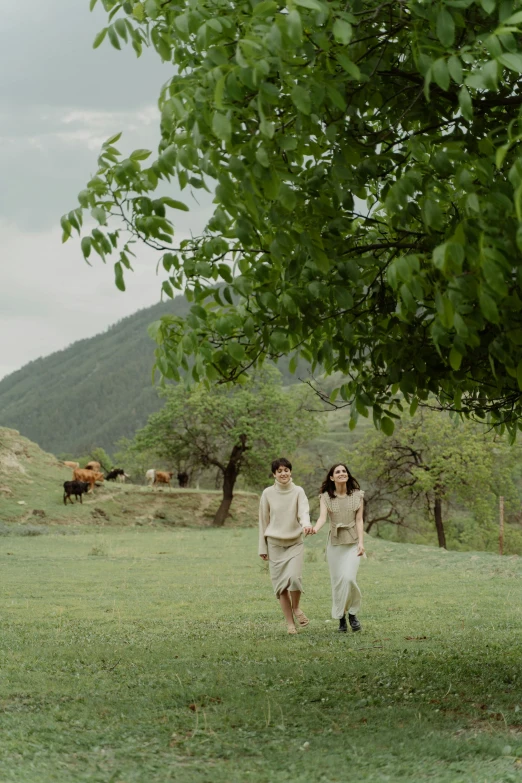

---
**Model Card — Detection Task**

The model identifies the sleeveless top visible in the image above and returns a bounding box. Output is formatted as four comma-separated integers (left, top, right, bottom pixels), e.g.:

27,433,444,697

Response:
320,489,364,546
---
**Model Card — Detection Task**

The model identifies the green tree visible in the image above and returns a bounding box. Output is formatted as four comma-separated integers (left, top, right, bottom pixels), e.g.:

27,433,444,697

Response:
65,0,522,435
350,410,520,548
129,369,319,525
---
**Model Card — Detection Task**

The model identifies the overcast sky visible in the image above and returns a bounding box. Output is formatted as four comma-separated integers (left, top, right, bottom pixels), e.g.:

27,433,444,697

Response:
0,0,212,381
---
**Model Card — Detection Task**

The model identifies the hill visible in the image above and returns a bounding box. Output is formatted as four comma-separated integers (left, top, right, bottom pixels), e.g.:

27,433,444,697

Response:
0,294,310,456
0,427,259,528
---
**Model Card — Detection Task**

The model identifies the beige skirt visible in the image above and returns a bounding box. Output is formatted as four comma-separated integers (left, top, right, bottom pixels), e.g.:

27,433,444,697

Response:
326,541,362,619
267,539,304,597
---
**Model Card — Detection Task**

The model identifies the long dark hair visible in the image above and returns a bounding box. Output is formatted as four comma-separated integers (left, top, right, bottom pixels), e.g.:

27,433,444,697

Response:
320,463,360,498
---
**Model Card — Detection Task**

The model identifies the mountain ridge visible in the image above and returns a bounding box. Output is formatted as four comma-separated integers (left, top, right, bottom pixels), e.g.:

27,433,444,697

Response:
0,294,309,456
0,297,189,455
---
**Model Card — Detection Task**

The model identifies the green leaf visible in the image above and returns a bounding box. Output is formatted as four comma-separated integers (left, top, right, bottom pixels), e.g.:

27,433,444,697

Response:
108,26,121,50
294,0,324,9
212,112,232,142
286,10,302,44
162,198,189,211
279,185,297,211
447,55,463,83
130,148,152,161
336,53,360,79
256,146,270,167
133,2,144,21
214,74,227,110
145,0,159,19
228,342,246,361
482,259,508,296
81,237,92,259
91,207,107,225
291,86,311,114
381,417,395,436
498,53,522,73
332,19,352,45
496,144,509,169
115,18,128,41
449,346,463,370
479,291,500,323
432,58,450,91
458,86,473,121
252,0,278,15
436,9,455,47
114,262,126,291
93,28,108,49
105,132,122,145
502,10,522,25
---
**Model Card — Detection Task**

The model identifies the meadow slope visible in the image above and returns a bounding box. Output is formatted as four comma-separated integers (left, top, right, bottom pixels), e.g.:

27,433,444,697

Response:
0,427,259,528
0,527,521,783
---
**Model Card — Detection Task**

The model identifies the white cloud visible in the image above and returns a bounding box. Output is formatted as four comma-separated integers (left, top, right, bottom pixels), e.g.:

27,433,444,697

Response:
0,0,215,383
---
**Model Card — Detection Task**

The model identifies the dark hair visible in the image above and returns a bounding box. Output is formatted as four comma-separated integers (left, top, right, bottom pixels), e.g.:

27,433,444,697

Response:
272,457,292,474
320,463,360,498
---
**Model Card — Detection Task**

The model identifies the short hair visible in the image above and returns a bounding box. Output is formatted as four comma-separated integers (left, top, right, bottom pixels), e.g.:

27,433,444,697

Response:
271,457,292,474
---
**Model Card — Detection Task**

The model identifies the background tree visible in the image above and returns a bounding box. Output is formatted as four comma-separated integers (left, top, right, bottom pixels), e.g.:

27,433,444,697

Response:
64,0,522,436
350,410,521,548
129,368,319,525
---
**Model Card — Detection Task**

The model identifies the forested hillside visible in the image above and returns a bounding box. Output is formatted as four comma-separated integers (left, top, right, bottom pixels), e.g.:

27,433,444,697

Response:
0,298,190,455
0,295,311,456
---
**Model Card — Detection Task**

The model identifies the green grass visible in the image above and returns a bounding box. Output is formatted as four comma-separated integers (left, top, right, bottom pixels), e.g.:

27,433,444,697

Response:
1,529,522,782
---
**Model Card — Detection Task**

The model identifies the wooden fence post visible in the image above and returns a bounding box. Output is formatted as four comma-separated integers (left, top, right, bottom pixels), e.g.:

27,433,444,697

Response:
499,496,504,556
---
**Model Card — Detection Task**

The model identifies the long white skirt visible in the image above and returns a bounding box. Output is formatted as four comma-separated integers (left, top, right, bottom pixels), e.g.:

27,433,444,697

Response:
326,542,362,619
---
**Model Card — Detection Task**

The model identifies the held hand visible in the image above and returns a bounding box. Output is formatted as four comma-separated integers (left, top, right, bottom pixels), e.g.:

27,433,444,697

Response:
260,554,268,561
303,526,315,536
357,542,365,557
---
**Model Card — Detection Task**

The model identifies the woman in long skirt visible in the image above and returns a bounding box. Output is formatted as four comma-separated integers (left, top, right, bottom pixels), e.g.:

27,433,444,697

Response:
259,458,314,634
307,464,365,632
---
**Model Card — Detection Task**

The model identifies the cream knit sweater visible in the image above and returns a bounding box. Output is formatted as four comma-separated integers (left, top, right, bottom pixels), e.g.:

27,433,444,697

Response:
258,480,311,556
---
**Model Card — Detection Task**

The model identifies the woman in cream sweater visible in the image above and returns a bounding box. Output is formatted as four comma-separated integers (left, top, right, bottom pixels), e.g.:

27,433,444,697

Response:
307,463,365,632
259,458,313,634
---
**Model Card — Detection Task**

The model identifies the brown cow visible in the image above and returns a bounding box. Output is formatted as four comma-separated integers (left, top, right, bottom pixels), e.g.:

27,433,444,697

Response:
85,461,101,471
153,471,174,487
73,468,104,492
63,461,79,469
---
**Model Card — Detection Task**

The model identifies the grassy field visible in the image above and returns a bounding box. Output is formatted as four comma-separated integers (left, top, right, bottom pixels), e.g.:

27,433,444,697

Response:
1,527,522,783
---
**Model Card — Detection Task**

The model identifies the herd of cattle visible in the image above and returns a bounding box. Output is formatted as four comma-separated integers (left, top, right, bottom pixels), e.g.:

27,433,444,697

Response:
61,461,189,505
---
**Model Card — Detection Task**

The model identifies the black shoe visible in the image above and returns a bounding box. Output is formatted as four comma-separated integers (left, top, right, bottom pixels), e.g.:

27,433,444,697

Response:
338,615,347,632
348,613,361,632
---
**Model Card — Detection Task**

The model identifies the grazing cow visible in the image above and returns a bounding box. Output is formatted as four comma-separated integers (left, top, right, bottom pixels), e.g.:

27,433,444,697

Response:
85,461,101,471
63,480,90,505
154,471,174,487
63,461,80,469
145,469,156,486
106,468,125,481
177,472,189,488
116,472,130,483
73,468,104,492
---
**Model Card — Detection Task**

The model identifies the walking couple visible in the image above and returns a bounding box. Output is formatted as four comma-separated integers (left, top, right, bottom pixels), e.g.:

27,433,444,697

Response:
259,458,365,635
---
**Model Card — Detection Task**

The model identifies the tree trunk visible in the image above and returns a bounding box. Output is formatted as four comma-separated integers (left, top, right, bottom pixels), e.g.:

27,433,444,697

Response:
434,495,446,548
212,436,247,526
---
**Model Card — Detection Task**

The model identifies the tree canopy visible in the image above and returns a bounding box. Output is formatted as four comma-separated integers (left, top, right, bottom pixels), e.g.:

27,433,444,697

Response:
128,367,319,524
64,0,522,436
350,409,520,547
